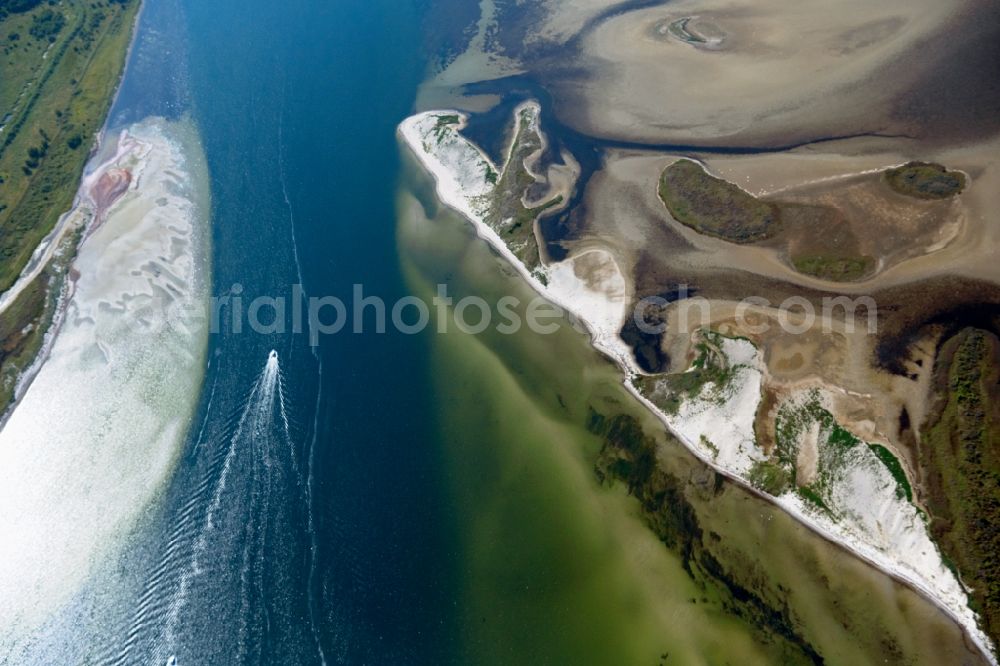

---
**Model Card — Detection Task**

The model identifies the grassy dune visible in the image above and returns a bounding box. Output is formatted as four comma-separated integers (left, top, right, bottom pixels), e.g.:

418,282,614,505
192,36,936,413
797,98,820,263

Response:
484,105,562,273
885,161,966,200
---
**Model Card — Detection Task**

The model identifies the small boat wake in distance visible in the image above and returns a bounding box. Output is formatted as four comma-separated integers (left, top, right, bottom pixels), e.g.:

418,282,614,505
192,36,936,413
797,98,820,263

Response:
111,350,317,665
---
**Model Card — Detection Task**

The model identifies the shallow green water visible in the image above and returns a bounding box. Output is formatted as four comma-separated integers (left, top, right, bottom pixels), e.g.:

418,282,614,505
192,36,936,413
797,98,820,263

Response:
396,152,989,665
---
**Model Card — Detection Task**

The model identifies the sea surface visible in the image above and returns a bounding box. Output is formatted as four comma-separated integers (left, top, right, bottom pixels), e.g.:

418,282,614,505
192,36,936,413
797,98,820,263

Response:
15,0,991,663
101,0,458,662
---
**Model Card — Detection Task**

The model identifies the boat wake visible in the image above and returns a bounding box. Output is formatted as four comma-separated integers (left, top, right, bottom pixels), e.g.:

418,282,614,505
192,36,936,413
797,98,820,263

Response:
110,350,314,665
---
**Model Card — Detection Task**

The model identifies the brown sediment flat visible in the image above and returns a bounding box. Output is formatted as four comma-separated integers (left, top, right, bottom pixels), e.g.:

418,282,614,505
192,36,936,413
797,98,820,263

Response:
529,0,616,46
527,0,1000,146
522,147,579,211
797,422,820,487
576,135,1000,301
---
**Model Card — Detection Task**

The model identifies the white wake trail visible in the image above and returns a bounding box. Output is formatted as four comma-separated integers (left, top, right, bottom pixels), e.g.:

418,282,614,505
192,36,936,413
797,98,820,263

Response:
115,350,295,665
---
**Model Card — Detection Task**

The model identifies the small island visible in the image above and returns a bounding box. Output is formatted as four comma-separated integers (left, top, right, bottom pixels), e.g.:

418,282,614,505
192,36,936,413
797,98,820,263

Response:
656,156,971,284
657,158,780,243
885,161,967,199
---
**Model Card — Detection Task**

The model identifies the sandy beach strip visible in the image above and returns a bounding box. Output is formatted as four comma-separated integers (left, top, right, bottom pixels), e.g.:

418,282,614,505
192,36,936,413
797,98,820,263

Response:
0,117,211,655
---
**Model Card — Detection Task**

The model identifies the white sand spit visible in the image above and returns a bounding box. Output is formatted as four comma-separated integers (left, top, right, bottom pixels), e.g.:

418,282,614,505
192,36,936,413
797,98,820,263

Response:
0,117,210,652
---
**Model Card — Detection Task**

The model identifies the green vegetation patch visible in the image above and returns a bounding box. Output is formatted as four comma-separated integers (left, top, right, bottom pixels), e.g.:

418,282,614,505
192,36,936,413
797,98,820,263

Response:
634,331,741,415
884,161,966,200
774,393,824,459
700,435,719,459
0,262,65,414
827,423,860,450
749,460,793,496
658,158,780,243
663,363,733,400
868,444,912,502
920,328,1000,639
0,0,139,293
0,0,42,16
791,254,874,282
797,486,830,513
28,8,64,42
431,114,460,143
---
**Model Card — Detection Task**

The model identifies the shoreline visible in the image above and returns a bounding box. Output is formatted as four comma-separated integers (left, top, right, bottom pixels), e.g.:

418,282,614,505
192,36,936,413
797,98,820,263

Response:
0,1,146,423
0,129,144,428
0,117,211,652
399,103,640,375
0,0,145,314
397,106,997,664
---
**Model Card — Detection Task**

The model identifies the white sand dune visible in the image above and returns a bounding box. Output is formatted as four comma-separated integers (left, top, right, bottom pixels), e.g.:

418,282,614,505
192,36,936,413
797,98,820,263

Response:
650,339,992,660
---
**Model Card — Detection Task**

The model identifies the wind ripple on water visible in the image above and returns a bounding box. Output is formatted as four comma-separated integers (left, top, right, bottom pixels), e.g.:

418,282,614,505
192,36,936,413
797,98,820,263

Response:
110,351,315,665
